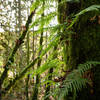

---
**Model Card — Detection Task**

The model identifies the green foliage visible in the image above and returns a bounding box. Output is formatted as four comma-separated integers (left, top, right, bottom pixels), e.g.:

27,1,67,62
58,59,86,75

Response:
78,61,100,75
31,59,59,77
66,0,80,2
30,0,40,13
51,61,100,100
30,0,56,13
30,12,57,29
1,0,100,100
67,5,100,29
65,0,80,3
32,23,66,36
76,5,100,16
40,34,59,58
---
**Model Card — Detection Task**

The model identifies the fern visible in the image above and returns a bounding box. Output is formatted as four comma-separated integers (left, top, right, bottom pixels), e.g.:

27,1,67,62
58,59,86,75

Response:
32,22,67,37
67,5,100,29
30,0,54,13
76,5,100,16
36,3,56,16
58,78,88,100
51,61,100,100
78,61,100,75
28,58,62,78
40,34,59,58
30,12,57,29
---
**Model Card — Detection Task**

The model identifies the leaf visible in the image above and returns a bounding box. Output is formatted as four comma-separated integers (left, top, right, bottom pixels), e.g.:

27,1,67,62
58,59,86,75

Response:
67,5,100,30
30,59,59,78
76,5,100,16
66,0,80,3
30,12,57,29
30,0,40,13
51,61,100,100
40,34,59,58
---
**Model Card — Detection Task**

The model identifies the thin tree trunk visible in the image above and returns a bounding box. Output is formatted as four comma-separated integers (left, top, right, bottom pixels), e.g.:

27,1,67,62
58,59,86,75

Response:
45,32,48,59
18,0,21,33
44,45,57,100
31,1,44,100
15,0,18,34
25,31,30,100
18,0,23,69
31,32,43,100
25,4,30,100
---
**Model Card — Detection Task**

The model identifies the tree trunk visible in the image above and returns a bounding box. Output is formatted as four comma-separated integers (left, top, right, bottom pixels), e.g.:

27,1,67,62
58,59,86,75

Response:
58,0,100,100
44,45,57,100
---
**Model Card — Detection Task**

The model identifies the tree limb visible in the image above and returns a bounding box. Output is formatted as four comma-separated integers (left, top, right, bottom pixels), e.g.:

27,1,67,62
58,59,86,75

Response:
2,57,39,96
0,9,36,92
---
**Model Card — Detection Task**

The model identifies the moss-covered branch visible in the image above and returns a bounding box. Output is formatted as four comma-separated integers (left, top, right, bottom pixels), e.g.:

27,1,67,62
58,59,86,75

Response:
0,9,36,94
2,57,39,96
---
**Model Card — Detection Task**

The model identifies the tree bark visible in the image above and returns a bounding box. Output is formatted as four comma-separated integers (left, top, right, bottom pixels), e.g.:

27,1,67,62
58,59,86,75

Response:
58,0,100,100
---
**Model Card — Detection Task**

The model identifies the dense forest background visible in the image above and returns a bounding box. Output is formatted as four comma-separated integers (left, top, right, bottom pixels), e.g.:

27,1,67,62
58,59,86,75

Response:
0,0,100,100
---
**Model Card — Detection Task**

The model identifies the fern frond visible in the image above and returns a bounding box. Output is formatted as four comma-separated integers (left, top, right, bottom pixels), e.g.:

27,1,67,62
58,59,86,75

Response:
30,12,57,29
32,22,67,36
53,61,100,100
67,5,100,29
36,4,56,16
40,34,59,58
29,58,61,78
78,61,100,75
30,0,40,13
76,5,100,16
58,78,88,100
30,0,55,13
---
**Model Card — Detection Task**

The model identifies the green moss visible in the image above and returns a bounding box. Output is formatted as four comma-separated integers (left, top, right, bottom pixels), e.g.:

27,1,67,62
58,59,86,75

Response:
57,2,67,23
58,0,100,99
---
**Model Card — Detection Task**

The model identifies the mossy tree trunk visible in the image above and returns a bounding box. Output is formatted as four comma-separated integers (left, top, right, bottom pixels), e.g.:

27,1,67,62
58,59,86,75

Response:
58,0,100,100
